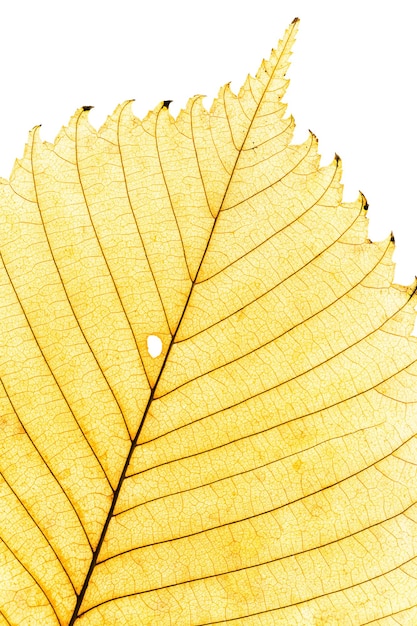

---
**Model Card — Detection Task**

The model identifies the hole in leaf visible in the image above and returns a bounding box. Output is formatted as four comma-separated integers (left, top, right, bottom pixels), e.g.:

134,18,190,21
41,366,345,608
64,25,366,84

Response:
147,335,162,358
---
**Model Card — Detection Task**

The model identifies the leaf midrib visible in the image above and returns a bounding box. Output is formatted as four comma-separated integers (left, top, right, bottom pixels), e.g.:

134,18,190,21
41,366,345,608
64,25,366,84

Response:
69,20,297,623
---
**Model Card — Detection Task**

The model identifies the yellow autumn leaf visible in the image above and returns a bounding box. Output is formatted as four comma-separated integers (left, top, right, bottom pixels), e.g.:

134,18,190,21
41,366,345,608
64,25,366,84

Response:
1,17,417,625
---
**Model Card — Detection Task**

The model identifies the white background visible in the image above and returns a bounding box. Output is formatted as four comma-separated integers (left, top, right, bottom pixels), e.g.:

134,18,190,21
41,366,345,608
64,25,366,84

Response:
1,1,415,284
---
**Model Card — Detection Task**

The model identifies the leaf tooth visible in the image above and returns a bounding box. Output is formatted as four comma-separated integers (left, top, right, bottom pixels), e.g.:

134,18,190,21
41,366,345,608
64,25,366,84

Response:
175,94,207,134
409,276,417,297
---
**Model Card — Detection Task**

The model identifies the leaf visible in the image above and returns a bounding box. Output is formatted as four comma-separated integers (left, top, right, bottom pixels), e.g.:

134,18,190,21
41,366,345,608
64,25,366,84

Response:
1,18,417,625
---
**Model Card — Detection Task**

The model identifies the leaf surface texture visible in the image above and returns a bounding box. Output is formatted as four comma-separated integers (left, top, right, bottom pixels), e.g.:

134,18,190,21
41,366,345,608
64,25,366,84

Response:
1,20,417,625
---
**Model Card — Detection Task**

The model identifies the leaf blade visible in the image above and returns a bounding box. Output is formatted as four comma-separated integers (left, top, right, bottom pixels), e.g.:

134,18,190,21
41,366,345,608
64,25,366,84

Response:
1,18,417,625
